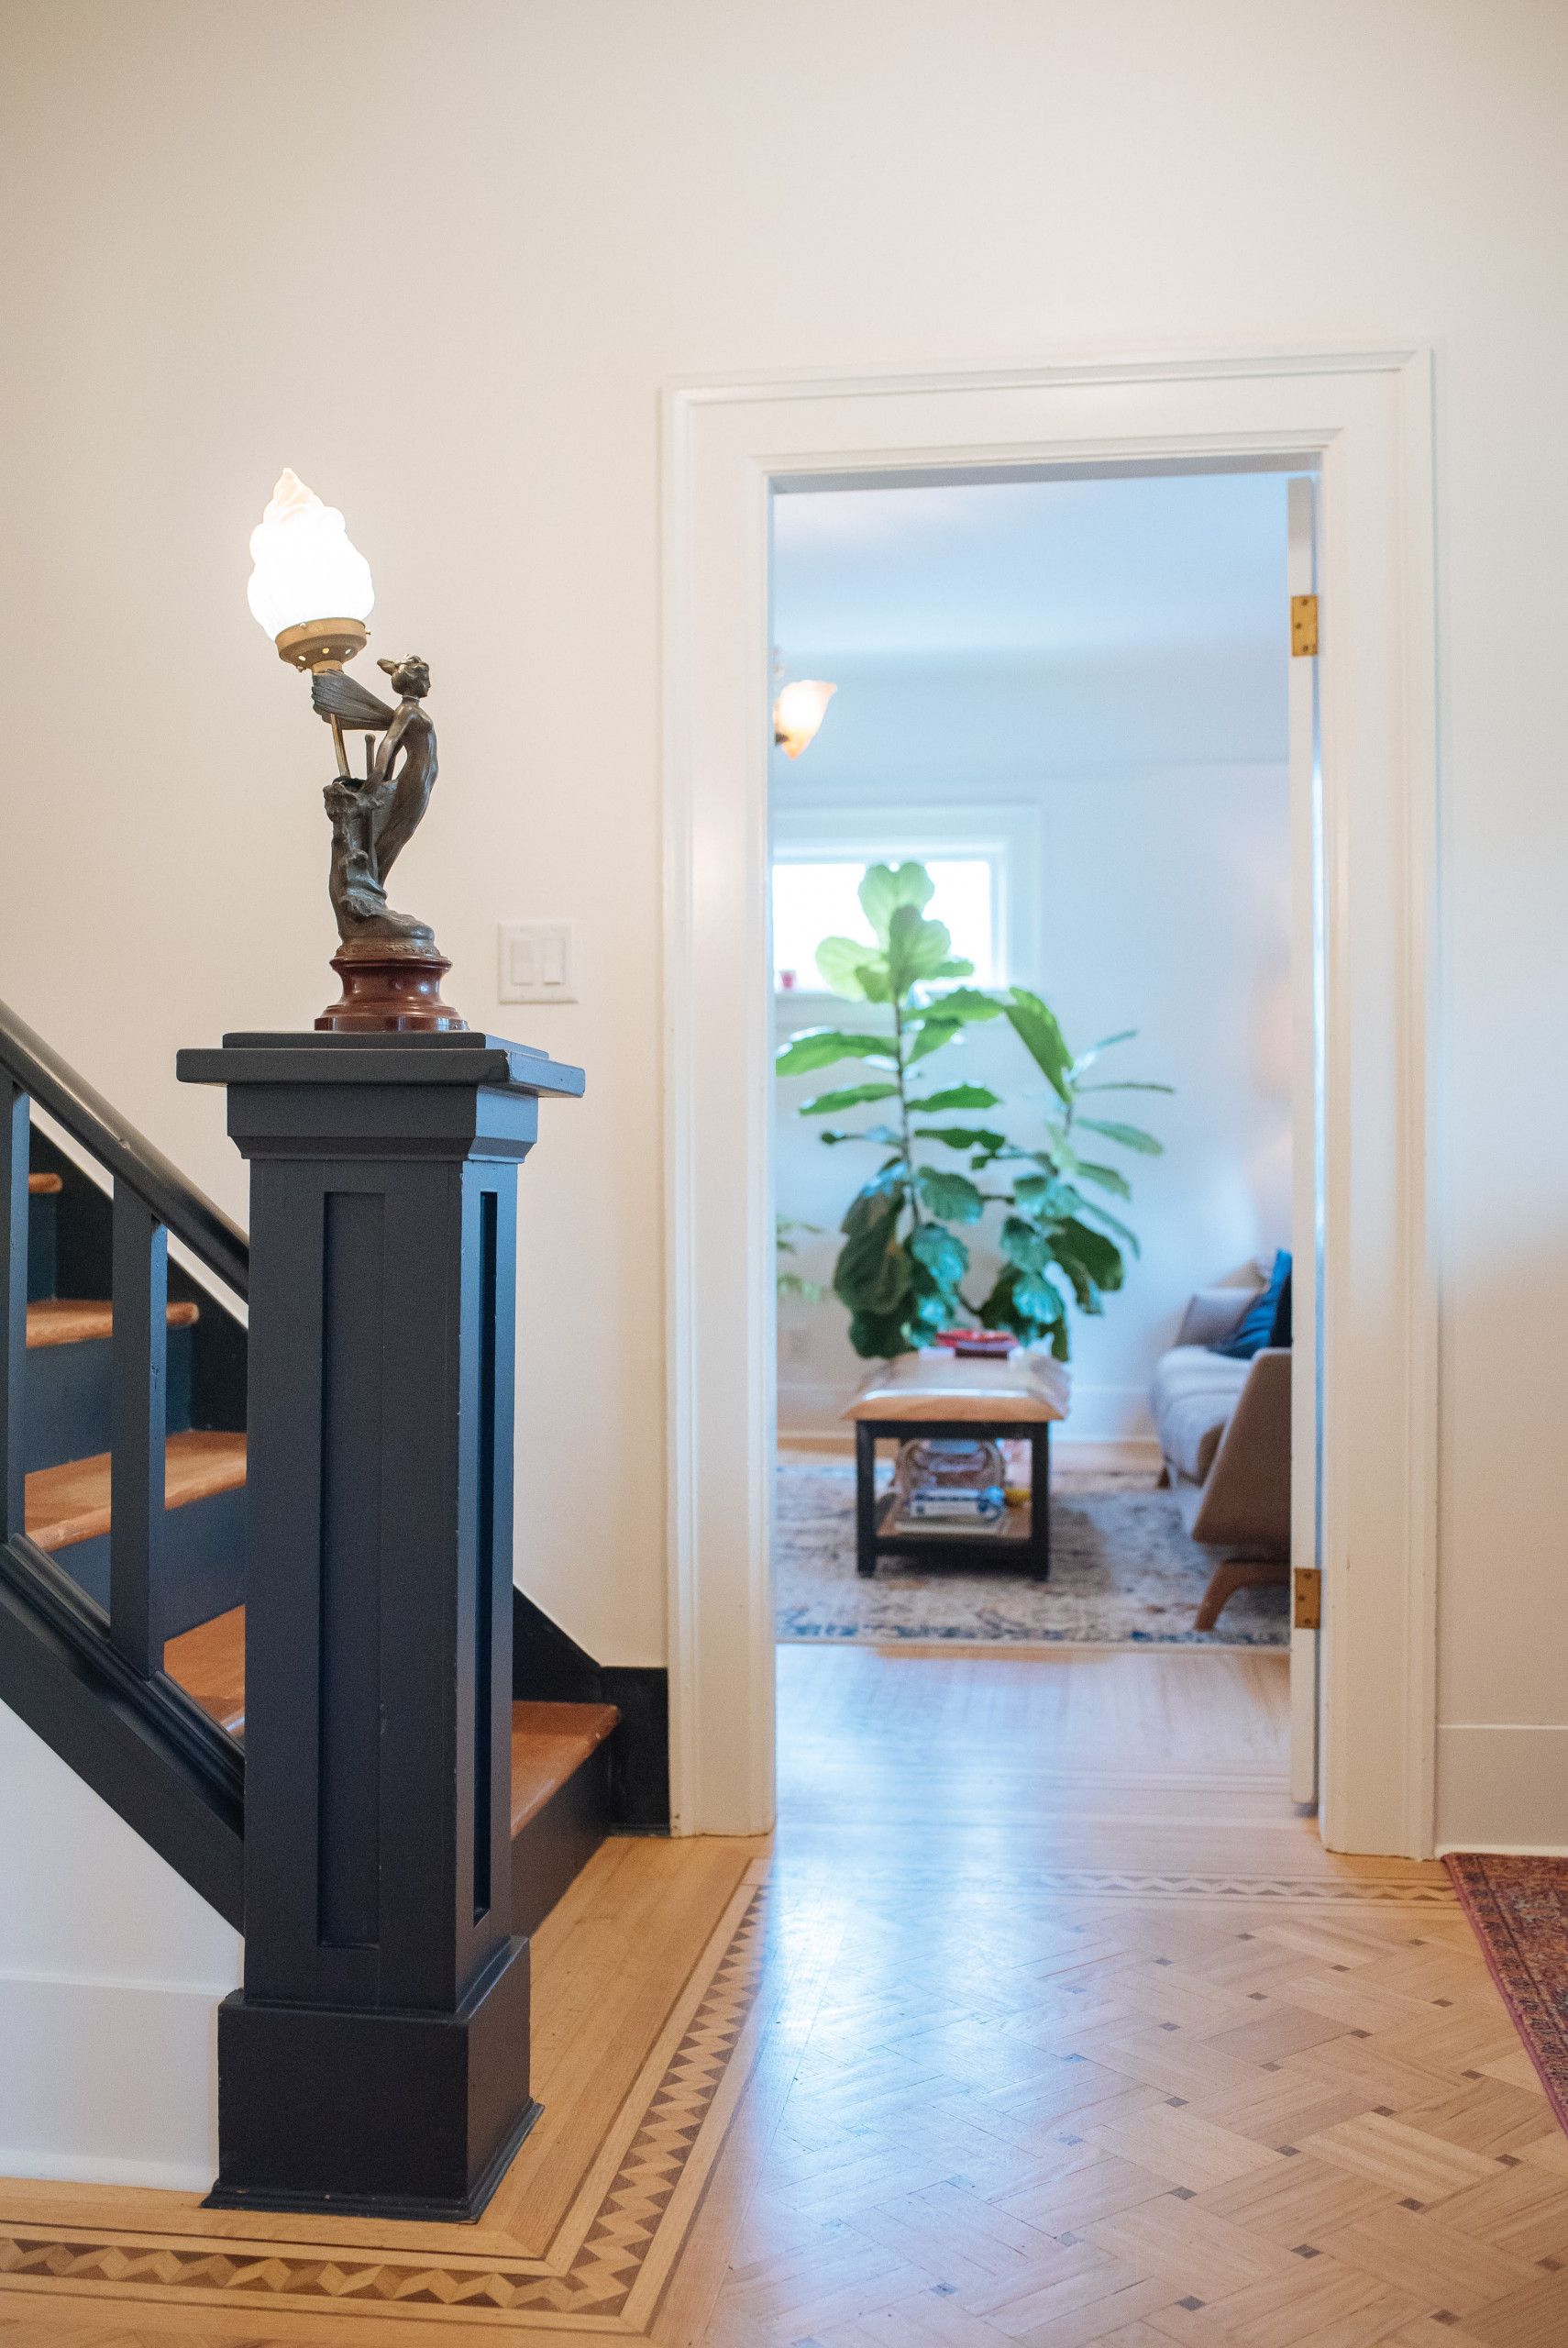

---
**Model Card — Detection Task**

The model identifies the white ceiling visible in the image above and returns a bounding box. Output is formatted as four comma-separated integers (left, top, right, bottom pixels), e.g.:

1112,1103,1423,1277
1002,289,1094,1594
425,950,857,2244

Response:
772,469,1295,659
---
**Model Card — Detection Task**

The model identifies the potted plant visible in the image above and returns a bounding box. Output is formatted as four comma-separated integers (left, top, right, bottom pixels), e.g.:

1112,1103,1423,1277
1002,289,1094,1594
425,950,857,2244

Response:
776,861,1169,1360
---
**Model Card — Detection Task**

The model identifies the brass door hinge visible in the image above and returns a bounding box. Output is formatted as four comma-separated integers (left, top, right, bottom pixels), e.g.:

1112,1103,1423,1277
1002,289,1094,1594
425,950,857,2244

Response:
1293,1567,1322,1629
1291,593,1319,657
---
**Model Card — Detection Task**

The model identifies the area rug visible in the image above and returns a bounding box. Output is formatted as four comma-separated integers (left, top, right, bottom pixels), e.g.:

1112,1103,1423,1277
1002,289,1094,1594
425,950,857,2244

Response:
774,1460,1289,1646
1444,1853,1568,2135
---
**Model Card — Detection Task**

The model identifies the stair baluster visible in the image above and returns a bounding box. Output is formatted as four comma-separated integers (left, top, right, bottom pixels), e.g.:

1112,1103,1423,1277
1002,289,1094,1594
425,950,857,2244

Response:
0,1085,26,1544
109,1188,169,1676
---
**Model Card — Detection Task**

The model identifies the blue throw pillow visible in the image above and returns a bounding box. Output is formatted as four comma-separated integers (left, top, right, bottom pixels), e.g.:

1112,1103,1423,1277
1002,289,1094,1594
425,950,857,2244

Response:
1209,1250,1291,1359
1268,1266,1292,1348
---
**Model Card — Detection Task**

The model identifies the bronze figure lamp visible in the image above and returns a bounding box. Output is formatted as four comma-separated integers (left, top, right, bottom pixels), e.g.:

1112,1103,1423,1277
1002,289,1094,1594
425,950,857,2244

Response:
247,470,465,1033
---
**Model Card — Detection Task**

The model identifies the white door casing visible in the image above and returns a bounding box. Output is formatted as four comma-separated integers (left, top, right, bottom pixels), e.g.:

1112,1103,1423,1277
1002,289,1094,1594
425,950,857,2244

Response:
662,351,1438,1856
1287,472,1322,1809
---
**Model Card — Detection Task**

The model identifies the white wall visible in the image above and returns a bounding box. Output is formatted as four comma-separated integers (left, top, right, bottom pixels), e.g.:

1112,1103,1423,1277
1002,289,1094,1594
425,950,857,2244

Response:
0,1702,239,2187
0,1,1563,1850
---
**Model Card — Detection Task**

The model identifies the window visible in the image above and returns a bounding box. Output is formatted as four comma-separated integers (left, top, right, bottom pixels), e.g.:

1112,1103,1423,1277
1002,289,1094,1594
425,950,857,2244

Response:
772,855,998,991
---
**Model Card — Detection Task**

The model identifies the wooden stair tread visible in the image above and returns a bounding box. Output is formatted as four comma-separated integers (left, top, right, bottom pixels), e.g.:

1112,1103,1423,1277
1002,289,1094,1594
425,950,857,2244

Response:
27,1171,61,1195
28,1429,247,1552
164,1604,246,1733
511,1702,620,1833
26,1297,200,1349
160,1609,618,1838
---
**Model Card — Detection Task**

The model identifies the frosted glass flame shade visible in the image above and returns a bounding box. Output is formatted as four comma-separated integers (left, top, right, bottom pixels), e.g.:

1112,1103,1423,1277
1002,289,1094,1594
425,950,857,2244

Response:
773,679,836,759
247,469,375,639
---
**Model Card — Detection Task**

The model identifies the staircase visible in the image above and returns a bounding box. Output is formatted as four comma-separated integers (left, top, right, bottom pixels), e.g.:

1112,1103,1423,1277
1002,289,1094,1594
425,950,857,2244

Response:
0,1006,631,1953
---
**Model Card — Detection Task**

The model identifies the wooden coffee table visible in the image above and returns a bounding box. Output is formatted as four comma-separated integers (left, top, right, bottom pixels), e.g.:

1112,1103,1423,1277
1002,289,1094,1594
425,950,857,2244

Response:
844,1352,1069,1581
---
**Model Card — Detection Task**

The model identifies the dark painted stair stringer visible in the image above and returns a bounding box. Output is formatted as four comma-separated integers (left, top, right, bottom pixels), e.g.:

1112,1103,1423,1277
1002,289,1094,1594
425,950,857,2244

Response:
0,1534,244,1926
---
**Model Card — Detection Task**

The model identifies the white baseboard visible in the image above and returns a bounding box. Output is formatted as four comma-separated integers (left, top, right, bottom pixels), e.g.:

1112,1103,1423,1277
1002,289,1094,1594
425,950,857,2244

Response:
0,2144,217,2191
1435,1722,1568,1855
1052,1437,1163,1471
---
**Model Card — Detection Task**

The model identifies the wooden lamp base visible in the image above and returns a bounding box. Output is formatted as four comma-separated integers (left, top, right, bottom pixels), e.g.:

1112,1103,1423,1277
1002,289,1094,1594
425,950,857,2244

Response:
316,950,467,1033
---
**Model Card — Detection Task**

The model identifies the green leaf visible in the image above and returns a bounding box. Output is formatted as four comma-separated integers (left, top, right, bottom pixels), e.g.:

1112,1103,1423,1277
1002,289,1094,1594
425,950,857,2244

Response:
885,903,955,995
799,1082,900,1115
907,1017,962,1063
977,1264,1068,1353
916,1084,1000,1111
914,1166,984,1224
1075,1117,1164,1156
1011,1171,1082,1221
908,1221,969,1288
999,1214,1052,1273
817,1124,902,1146
776,1029,896,1079
905,1282,951,1337
847,1307,918,1360
834,1177,911,1315
814,936,885,999
1074,1080,1176,1094
1012,1269,1067,1324
933,987,1006,1024
1052,1217,1127,1297
913,1126,1008,1155
929,957,976,979
858,861,933,945
1045,1252,1100,1313
1075,1160,1132,1200
1004,990,1074,1102
1075,1197,1142,1258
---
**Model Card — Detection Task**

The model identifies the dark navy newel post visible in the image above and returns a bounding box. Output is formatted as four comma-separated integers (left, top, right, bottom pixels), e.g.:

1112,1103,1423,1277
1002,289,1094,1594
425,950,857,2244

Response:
177,1029,584,2221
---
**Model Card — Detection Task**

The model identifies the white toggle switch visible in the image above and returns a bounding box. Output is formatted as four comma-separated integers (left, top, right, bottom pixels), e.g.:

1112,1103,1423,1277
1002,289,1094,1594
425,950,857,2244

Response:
498,920,578,1004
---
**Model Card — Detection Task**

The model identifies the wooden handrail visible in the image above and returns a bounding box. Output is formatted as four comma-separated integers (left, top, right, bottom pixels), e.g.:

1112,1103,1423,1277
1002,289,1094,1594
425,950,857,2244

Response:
0,996,248,1301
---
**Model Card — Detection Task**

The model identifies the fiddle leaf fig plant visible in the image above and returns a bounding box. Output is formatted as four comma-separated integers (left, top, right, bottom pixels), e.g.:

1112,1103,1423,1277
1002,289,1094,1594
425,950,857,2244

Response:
775,861,1171,1361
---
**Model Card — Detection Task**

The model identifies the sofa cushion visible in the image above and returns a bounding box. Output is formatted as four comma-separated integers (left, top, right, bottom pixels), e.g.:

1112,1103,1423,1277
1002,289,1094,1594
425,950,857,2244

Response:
1210,1249,1291,1358
1174,1284,1261,1349
1149,1346,1253,1483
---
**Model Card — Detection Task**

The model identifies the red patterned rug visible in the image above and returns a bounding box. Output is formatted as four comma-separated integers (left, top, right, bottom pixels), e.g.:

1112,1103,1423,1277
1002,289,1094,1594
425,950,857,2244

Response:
1445,1852,1568,2133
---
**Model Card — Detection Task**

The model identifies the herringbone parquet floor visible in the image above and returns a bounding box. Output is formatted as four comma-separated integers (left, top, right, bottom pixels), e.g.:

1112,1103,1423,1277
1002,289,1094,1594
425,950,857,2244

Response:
1,1644,1561,2347
690,1646,1567,2348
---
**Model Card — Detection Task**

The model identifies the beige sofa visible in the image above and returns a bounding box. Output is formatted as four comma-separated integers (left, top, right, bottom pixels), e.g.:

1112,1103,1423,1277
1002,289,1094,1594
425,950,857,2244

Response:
1149,1283,1290,1629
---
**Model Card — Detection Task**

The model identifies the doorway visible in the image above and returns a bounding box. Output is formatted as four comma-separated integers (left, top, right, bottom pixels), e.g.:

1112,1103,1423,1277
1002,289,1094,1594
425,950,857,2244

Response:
661,352,1437,1856
768,467,1309,1723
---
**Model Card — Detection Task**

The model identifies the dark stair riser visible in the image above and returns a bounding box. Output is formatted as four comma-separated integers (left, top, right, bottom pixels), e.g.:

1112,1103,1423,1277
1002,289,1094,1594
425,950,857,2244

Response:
511,1736,613,1939
51,1481,247,1644
25,1327,193,1473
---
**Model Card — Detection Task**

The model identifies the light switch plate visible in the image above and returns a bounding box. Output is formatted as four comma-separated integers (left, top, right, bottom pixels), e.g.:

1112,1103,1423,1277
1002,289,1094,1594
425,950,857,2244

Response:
498,920,578,1004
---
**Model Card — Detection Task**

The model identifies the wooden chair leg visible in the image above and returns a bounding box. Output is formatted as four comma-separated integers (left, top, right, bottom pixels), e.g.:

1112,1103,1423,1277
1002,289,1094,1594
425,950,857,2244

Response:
1194,1557,1289,1632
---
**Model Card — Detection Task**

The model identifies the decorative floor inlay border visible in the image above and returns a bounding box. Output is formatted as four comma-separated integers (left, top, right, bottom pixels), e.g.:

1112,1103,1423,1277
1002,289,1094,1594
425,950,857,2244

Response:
989,1867,1457,1904
0,1885,770,2331
0,1864,1461,2332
